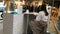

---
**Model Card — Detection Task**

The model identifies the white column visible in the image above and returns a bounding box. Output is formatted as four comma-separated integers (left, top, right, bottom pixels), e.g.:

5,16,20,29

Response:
3,14,24,34
13,14,24,34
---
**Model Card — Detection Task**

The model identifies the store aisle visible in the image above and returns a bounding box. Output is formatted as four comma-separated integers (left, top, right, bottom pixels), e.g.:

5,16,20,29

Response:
0,22,3,34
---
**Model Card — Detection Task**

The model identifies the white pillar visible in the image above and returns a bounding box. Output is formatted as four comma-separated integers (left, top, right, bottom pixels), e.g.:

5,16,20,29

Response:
3,13,24,34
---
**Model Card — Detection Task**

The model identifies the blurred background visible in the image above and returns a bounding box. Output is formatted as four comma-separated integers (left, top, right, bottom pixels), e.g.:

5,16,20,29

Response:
0,0,60,34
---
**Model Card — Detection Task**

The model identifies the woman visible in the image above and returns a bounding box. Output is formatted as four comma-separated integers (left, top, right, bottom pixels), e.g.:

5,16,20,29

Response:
51,7,58,20
29,4,49,34
50,7,58,34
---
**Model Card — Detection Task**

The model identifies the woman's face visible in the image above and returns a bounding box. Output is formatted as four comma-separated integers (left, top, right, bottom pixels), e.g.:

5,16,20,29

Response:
51,8,58,18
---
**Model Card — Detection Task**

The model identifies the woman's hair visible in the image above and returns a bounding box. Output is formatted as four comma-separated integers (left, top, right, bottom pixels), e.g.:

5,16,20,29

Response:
44,10,49,16
51,7,58,18
44,4,49,16
39,4,49,16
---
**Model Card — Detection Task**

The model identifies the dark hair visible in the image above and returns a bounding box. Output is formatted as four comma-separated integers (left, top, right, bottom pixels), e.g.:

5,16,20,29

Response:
43,4,49,16
39,4,49,16
44,10,49,16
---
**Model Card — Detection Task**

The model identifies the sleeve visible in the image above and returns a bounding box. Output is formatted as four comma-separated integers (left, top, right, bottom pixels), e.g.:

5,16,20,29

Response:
35,12,43,21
